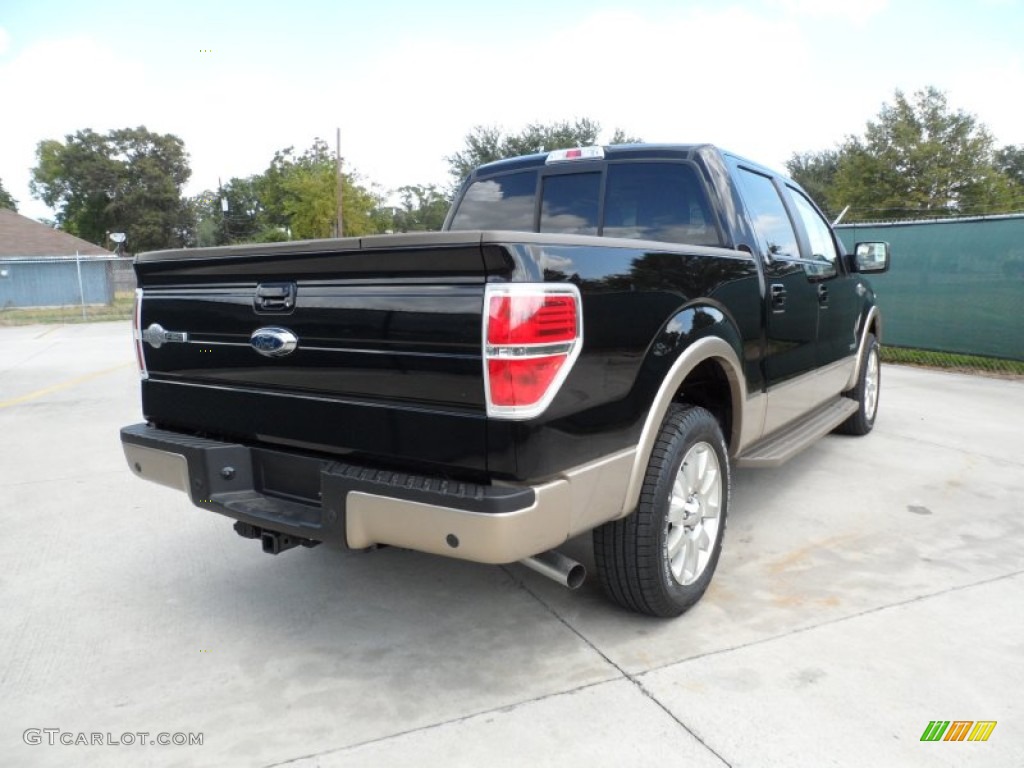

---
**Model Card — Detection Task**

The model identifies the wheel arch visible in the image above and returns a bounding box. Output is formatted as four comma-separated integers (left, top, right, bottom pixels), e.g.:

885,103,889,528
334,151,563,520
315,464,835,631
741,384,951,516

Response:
619,335,746,518
845,305,882,391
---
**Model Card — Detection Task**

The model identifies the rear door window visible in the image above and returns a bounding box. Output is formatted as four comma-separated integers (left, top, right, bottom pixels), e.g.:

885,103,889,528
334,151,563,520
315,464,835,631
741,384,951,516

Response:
604,163,720,246
787,188,839,278
733,168,800,261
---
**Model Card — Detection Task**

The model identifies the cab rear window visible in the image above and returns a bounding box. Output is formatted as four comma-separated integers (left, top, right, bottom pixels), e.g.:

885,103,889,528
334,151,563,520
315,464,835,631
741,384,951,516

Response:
448,171,536,231
540,173,600,236
450,161,721,247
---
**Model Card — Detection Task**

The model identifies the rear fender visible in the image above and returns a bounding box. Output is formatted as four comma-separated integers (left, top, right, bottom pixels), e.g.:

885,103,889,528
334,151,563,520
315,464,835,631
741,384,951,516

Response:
845,305,882,391
620,308,747,517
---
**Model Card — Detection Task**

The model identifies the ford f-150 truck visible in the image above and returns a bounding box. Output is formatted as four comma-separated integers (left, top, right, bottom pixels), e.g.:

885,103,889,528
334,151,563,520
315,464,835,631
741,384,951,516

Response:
121,143,889,617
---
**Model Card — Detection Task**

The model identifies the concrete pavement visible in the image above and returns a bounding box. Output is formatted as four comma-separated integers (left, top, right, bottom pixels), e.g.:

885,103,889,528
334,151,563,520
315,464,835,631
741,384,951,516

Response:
1,322,1021,767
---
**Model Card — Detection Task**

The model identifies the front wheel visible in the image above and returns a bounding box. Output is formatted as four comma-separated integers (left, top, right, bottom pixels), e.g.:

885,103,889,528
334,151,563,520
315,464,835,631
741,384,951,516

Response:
836,333,880,436
593,405,730,618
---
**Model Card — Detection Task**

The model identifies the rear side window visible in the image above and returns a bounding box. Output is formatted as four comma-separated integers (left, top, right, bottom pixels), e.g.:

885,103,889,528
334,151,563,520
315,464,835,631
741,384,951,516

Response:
540,173,600,235
604,163,720,246
449,171,536,230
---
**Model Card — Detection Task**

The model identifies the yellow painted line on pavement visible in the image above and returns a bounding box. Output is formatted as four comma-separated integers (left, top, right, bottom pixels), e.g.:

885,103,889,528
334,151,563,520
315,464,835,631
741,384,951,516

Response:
0,362,133,409
35,326,63,339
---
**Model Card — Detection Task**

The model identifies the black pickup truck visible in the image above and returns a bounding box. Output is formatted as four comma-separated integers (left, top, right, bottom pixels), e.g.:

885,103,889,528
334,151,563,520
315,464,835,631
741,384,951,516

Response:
121,143,889,617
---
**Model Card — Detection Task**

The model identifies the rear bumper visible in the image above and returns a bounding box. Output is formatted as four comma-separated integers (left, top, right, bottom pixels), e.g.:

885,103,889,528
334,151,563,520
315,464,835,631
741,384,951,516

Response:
120,424,631,564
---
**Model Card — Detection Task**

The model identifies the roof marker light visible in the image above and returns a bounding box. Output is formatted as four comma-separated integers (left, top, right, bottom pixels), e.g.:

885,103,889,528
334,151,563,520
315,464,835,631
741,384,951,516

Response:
546,146,605,165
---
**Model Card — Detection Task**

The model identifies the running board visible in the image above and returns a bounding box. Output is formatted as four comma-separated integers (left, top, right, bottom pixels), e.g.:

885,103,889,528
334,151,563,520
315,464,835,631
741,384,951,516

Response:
736,397,858,468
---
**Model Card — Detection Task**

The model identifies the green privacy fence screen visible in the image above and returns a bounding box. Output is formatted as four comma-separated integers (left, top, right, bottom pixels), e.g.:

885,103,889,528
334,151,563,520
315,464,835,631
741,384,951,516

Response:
836,215,1024,364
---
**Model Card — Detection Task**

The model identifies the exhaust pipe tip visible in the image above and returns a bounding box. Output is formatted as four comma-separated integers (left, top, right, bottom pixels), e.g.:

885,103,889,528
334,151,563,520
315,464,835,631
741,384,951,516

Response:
564,561,586,590
519,550,587,590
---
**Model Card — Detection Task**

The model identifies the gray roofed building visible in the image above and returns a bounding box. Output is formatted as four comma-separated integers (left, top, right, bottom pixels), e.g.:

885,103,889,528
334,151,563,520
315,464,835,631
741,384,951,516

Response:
0,209,113,258
0,210,119,309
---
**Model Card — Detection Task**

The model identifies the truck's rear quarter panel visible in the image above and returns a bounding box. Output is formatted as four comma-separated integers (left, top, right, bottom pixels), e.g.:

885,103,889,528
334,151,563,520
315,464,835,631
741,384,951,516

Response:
482,239,761,479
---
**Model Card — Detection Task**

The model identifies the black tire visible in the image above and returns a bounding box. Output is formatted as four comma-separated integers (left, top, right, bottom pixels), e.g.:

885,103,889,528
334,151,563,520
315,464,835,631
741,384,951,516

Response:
593,404,730,618
836,333,880,436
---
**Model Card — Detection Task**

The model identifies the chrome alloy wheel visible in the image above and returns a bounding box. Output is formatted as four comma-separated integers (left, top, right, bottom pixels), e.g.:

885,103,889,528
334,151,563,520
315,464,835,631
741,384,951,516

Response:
864,347,880,420
666,442,722,586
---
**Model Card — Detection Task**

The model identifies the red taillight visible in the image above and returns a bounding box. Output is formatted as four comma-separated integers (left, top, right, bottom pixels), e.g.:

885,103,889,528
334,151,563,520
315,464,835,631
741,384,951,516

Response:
483,285,582,418
487,356,568,407
487,295,577,345
132,288,148,379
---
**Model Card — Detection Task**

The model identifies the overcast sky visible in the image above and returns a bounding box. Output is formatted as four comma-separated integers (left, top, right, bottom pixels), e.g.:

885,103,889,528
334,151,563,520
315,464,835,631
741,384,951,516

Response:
1,0,1022,223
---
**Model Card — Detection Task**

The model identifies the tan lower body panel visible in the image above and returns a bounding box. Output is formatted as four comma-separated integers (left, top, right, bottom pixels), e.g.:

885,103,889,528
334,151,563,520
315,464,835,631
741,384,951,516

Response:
736,396,858,468
346,449,636,564
124,430,638,565
819,356,857,397
123,443,190,493
763,356,856,435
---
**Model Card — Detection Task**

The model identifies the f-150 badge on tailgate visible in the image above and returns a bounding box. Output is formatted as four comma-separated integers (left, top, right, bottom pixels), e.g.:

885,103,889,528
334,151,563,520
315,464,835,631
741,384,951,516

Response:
142,323,188,348
250,327,298,357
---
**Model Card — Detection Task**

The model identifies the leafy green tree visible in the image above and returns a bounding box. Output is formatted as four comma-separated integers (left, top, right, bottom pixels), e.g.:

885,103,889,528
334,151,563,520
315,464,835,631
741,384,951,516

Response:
192,200,221,247
827,88,1017,220
191,178,265,246
447,119,642,181
994,145,1024,191
390,184,450,232
785,150,840,217
0,177,17,211
340,172,387,237
191,139,387,246
279,141,337,239
32,129,118,245
261,139,384,239
30,126,192,251
609,128,644,145
221,177,264,241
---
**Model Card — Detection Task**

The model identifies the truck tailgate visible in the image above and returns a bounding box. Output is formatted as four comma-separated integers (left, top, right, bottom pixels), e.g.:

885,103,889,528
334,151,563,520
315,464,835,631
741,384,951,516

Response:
135,234,497,474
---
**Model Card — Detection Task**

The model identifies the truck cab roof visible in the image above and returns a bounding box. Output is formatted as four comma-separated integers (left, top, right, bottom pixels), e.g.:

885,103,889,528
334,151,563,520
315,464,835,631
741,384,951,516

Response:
469,143,789,185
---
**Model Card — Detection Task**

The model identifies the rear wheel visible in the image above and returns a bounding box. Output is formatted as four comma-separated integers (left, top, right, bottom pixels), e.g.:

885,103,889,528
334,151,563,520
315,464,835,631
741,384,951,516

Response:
593,405,730,618
836,333,880,436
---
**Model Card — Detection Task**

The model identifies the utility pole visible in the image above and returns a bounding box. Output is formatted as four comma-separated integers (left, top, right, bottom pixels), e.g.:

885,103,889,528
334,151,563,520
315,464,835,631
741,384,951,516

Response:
336,127,344,238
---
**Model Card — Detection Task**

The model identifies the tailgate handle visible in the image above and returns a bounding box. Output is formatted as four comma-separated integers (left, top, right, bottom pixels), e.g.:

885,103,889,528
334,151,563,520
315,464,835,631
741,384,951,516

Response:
254,283,297,312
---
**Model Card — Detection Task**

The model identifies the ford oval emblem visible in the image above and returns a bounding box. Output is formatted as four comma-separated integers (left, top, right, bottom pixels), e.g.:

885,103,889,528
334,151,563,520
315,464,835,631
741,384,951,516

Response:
250,327,298,357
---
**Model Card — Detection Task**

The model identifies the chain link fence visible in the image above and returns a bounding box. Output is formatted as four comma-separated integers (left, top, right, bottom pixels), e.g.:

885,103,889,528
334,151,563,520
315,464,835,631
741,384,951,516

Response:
111,257,137,292
0,257,134,325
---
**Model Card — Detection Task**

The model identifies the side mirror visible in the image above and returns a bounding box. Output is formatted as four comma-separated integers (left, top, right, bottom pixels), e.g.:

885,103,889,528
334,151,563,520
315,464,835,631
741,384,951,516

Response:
851,241,890,273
